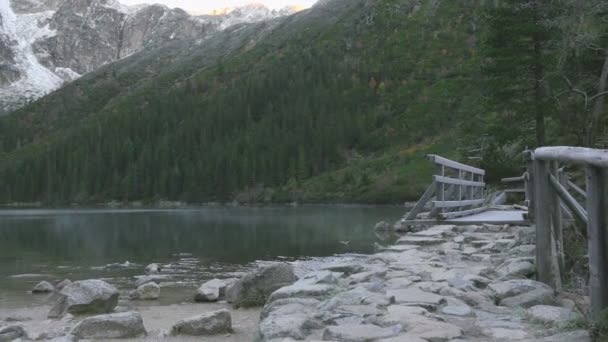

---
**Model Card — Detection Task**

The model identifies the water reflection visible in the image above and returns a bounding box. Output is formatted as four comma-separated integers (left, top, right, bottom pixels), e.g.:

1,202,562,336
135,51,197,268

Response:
0,206,404,307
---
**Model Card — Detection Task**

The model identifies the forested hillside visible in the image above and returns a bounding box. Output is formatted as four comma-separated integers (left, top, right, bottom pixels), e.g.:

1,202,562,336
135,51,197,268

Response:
0,0,607,205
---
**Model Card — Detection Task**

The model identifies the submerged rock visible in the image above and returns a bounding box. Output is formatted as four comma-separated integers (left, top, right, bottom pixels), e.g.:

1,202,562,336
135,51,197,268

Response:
71,311,145,339
171,309,232,336
226,263,296,307
32,280,55,293
48,279,119,318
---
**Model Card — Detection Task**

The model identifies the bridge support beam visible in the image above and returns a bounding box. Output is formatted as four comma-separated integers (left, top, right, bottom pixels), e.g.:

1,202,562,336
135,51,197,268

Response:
533,158,561,290
586,166,608,319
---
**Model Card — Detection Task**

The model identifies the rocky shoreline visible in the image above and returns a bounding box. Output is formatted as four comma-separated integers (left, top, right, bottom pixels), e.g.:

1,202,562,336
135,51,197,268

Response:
252,223,590,341
1,222,592,341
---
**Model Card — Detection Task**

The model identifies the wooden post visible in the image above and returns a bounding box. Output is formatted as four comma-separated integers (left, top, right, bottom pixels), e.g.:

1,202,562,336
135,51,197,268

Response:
525,151,535,220
586,166,608,320
533,158,561,289
549,161,564,282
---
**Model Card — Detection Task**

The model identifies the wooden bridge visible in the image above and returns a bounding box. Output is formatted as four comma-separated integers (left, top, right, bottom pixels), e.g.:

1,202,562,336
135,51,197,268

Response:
406,146,608,320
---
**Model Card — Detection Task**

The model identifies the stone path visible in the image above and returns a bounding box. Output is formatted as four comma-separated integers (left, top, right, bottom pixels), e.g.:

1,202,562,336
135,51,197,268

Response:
258,223,591,341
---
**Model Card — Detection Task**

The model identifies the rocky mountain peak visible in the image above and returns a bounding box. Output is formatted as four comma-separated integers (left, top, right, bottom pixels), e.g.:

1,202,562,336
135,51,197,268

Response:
0,0,298,114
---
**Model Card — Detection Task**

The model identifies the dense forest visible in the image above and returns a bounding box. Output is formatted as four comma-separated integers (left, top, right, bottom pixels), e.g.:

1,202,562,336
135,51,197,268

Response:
0,0,607,205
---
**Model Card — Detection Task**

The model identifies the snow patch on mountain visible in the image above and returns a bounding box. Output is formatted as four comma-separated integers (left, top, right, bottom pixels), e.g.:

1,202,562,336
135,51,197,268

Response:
0,0,63,111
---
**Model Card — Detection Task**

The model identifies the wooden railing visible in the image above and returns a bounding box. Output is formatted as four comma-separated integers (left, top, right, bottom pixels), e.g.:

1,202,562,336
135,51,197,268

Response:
406,155,486,220
527,146,608,319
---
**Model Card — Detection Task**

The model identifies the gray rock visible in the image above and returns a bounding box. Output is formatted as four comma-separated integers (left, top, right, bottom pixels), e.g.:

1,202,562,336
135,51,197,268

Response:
134,275,167,287
145,263,161,274
396,236,446,246
500,288,556,308
515,226,536,245
525,330,591,342
32,280,55,293
508,245,536,256
261,297,320,320
48,279,119,318
296,271,340,286
411,225,456,238
377,334,427,342
267,283,336,303
226,263,297,307
496,258,535,279
259,300,322,340
378,305,429,326
171,309,232,336
195,278,228,302
488,279,554,302
0,326,25,342
322,324,401,342
70,311,145,339
527,305,579,325
321,262,364,275
374,221,391,231
380,310,463,341
55,279,72,291
47,335,78,342
387,288,445,309
441,305,473,316
319,287,394,312
129,282,160,300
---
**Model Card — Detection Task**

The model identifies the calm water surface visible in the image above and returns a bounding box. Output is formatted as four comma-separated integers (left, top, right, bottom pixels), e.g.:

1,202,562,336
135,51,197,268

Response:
0,206,404,308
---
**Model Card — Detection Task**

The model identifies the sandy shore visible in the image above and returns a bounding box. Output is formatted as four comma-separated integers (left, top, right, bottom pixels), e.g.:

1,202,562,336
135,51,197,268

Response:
0,300,261,341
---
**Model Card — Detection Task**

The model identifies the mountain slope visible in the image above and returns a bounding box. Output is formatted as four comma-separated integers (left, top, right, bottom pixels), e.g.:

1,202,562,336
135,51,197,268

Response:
0,0,485,204
0,0,296,113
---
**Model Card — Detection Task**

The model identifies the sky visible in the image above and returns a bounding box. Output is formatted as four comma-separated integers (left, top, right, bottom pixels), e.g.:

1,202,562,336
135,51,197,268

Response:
117,0,317,14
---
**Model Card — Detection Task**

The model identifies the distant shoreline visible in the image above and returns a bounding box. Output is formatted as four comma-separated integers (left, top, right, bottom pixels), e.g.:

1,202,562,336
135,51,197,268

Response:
0,201,413,210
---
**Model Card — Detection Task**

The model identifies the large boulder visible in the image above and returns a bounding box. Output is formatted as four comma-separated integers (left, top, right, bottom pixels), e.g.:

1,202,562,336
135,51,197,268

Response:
32,280,55,293
70,311,146,339
226,263,296,307
48,279,119,318
129,282,160,300
171,309,232,336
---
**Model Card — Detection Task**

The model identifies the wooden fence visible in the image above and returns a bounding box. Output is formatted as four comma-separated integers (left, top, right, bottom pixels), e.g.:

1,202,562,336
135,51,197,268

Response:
406,155,486,220
527,146,608,319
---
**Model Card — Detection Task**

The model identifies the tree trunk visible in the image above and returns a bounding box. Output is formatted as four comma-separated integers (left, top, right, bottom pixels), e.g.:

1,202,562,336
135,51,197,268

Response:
587,52,608,146
533,13,546,146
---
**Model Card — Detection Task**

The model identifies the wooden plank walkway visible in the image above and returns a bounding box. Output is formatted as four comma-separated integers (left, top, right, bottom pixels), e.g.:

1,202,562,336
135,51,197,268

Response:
450,209,527,223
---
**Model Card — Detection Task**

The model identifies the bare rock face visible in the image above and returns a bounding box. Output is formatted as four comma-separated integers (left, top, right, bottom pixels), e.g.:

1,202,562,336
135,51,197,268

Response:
0,0,298,113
